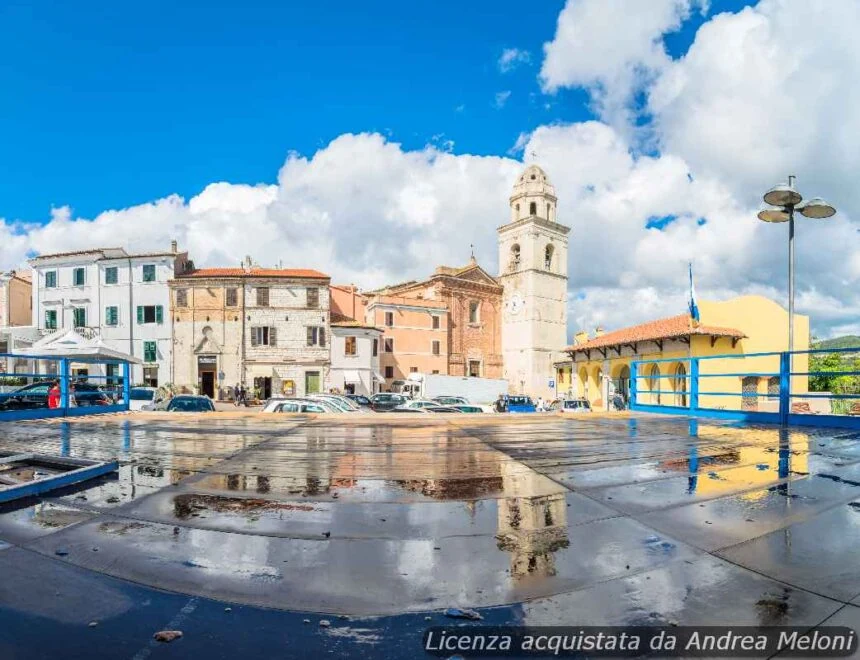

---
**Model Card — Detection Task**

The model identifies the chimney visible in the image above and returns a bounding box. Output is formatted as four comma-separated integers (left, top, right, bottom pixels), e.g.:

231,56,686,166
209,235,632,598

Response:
170,239,178,253
574,331,589,344
594,326,604,338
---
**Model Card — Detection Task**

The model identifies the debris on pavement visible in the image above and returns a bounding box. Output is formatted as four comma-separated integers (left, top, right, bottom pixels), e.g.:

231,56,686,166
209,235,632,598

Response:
444,608,482,620
153,630,183,643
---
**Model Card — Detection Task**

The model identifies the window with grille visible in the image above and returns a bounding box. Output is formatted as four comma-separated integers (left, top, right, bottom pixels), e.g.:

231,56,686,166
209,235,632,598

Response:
136,305,164,324
767,376,780,400
226,288,238,307
742,376,760,411
256,287,269,307
176,289,188,307
306,288,319,308
345,336,357,356
306,327,326,347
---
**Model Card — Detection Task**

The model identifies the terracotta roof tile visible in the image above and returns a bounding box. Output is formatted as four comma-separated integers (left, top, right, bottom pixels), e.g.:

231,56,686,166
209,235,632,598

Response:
566,313,745,352
178,267,329,280
330,311,382,330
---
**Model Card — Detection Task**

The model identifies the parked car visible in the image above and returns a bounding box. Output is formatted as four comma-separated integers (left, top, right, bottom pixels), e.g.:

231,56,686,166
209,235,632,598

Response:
0,380,111,411
129,387,158,411
555,398,592,414
451,404,493,413
432,395,469,406
396,399,444,410
262,397,343,413
344,394,372,408
506,395,537,413
370,393,408,411
272,399,330,413
307,394,360,412
425,406,462,413
165,395,215,412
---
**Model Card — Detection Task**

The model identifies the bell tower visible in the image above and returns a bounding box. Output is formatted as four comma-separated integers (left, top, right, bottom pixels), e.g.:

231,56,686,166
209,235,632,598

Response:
498,164,570,399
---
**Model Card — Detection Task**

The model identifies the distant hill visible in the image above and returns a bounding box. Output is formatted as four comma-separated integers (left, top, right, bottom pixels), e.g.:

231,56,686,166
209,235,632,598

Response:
812,335,860,350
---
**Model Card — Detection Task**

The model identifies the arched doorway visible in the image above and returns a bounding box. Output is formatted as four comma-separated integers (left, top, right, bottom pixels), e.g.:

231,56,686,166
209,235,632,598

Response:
673,363,688,408
610,363,631,409
647,364,661,405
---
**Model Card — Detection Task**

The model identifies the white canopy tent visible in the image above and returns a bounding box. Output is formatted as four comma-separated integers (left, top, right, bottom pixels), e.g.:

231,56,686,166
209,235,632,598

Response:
15,329,142,364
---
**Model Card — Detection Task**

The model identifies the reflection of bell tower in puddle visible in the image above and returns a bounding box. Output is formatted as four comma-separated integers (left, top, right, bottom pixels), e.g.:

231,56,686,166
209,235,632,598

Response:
495,461,569,579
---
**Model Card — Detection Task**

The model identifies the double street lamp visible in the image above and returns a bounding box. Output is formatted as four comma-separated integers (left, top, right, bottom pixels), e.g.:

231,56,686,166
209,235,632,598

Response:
757,175,836,356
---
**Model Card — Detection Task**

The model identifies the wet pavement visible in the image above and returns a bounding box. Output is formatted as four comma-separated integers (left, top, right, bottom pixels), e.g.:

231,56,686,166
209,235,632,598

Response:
0,413,859,657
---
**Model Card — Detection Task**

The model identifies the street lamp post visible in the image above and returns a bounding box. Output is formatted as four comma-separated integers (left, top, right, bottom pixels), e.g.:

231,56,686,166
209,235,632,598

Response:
757,176,836,357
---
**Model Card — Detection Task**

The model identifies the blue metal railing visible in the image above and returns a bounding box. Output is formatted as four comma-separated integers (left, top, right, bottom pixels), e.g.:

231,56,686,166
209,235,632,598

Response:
630,346,860,429
0,353,131,422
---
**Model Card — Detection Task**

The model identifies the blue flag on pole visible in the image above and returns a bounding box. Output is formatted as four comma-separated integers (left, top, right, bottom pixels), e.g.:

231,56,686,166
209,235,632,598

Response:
688,262,700,323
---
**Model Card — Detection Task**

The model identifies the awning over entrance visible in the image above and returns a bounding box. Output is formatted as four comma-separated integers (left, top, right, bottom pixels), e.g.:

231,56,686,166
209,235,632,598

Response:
342,370,361,383
16,329,142,363
372,371,386,382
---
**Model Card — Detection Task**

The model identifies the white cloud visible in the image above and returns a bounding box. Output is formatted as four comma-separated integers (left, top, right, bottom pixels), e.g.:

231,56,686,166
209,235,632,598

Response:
498,48,531,73
493,90,511,109
540,0,706,127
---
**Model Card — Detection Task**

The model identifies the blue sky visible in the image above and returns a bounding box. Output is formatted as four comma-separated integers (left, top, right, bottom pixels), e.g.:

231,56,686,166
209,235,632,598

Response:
0,0,751,222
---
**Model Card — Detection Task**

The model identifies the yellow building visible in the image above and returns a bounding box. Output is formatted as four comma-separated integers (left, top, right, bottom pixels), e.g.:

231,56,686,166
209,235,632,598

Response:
555,295,809,412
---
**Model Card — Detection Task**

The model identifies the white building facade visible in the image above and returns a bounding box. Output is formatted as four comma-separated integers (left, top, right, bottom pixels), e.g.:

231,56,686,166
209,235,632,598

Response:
498,165,570,400
329,315,383,396
29,244,191,385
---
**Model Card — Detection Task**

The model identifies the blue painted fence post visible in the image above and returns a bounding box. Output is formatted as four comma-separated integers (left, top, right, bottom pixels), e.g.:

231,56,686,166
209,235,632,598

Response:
59,358,69,414
690,358,699,414
778,352,790,426
630,361,638,409
122,362,131,411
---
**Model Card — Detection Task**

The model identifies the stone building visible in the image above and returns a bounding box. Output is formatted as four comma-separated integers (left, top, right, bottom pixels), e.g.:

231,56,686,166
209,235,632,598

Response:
170,259,330,399
498,165,570,400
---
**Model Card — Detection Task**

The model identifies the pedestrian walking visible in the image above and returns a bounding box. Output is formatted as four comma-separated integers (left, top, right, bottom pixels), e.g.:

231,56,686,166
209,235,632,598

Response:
47,380,61,409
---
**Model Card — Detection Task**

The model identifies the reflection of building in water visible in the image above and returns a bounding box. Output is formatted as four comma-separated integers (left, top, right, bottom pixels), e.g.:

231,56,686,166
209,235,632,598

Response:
200,431,334,496
495,462,568,579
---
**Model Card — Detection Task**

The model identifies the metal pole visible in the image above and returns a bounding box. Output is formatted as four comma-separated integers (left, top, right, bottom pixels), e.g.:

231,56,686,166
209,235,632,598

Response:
787,174,795,357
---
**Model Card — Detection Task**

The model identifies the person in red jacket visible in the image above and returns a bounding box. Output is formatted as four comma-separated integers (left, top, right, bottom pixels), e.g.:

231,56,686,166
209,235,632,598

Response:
47,381,61,409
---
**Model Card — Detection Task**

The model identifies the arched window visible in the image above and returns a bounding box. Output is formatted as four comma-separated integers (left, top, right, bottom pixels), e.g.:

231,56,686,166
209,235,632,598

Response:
674,363,688,407
510,244,521,271
648,364,661,405
529,202,537,216
544,244,554,270
469,300,480,324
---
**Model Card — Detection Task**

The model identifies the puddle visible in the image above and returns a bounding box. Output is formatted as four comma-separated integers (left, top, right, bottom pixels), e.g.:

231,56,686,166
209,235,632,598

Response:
0,499,95,543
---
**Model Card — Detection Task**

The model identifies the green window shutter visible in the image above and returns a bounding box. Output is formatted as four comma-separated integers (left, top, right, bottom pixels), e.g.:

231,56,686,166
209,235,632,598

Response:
137,306,144,324
155,306,163,324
